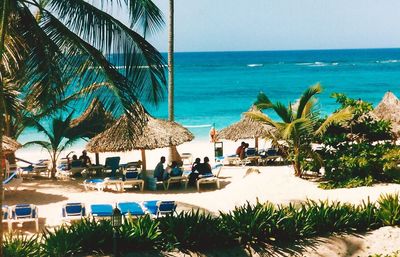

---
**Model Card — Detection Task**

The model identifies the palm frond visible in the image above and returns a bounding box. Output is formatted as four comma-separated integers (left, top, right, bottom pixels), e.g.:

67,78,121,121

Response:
296,83,322,119
244,111,278,128
254,92,273,110
273,102,293,123
44,0,166,104
315,107,354,135
126,0,165,37
281,118,311,140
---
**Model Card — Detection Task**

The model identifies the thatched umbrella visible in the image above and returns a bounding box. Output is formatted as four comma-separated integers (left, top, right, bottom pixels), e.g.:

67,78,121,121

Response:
372,91,400,136
2,136,21,153
67,98,115,164
217,106,274,148
86,114,194,171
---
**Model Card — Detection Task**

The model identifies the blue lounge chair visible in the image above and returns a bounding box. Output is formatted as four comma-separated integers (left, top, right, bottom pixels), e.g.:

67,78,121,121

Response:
121,171,144,191
2,205,11,233
83,178,105,191
104,157,121,177
117,202,145,218
62,203,86,223
197,164,223,192
10,204,39,232
143,200,177,218
3,172,23,191
89,204,113,217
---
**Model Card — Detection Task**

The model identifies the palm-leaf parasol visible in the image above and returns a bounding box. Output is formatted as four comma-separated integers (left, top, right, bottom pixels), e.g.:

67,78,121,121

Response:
372,91,400,136
2,136,21,153
86,114,194,171
217,106,275,148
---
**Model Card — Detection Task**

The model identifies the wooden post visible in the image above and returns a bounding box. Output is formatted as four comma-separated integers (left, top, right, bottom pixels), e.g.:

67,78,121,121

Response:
140,149,146,172
95,153,100,165
255,137,259,150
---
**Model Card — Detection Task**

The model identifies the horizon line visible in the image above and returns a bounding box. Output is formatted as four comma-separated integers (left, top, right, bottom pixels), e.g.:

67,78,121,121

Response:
160,46,400,54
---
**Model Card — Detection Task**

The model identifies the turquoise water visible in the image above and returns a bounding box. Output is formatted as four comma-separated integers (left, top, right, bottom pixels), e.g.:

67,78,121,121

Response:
20,48,400,144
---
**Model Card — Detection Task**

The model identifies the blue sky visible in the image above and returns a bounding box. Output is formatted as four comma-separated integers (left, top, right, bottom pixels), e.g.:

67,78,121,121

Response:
145,0,400,52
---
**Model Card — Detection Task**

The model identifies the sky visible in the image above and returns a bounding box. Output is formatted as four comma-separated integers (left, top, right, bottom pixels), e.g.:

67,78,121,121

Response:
141,0,400,52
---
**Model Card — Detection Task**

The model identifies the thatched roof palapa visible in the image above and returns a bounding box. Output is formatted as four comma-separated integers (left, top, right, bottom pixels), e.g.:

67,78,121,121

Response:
86,115,194,152
217,106,275,143
86,114,194,171
68,98,115,139
372,91,400,136
2,136,21,153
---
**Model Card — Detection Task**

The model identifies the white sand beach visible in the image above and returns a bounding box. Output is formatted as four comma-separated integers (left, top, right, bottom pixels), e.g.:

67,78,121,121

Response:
5,139,400,256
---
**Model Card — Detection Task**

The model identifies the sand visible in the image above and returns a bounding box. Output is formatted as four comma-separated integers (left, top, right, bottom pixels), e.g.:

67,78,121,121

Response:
5,139,400,256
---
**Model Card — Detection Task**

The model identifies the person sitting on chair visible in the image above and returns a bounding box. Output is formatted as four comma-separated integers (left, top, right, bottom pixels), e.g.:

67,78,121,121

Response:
189,158,201,186
69,155,82,169
78,150,92,167
197,157,212,175
154,156,166,181
236,142,247,160
169,161,183,177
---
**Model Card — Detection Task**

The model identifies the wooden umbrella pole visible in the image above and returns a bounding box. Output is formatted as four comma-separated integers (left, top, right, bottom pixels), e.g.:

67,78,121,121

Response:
140,149,147,173
255,137,259,150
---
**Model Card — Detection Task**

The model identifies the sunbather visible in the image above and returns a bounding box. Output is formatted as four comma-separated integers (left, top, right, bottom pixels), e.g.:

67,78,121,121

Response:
189,158,201,186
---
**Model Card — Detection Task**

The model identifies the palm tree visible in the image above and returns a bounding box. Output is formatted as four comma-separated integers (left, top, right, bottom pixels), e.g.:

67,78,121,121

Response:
167,0,180,162
0,0,166,252
247,84,353,177
25,113,81,179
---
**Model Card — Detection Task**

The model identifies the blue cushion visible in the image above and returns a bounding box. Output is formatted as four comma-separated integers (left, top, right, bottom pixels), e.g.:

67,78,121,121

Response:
118,202,145,216
125,171,138,179
158,201,176,213
85,179,104,183
143,200,159,215
90,204,113,217
65,203,85,216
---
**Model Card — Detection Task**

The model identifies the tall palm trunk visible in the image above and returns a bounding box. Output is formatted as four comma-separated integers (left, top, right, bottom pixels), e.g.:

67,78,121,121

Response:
0,0,10,254
167,0,180,162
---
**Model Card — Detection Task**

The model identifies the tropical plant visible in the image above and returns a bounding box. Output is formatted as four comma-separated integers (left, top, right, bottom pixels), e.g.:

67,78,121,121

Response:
120,214,161,252
3,234,40,257
316,94,398,188
377,193,400,226
24,113,81,179
159,209,233,251
247,84,353,177
0,0,167,251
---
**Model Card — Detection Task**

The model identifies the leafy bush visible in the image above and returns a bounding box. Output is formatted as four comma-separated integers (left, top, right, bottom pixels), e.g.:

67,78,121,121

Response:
2,194,400,255
316,93,399,189
377,193,400,226
3,234,40,257
159,210,233,250
120,215,161,251
41,227,82,257
219,202,276,249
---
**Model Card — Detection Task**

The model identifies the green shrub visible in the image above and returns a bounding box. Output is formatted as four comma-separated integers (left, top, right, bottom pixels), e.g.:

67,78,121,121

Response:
3,234,40,257
219,202,276,249
41,226,81,257
119,214,161,252
159,210,233,250
377,193,400,226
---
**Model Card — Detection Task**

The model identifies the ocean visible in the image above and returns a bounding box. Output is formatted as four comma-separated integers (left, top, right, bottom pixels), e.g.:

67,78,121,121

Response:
19,48,400,145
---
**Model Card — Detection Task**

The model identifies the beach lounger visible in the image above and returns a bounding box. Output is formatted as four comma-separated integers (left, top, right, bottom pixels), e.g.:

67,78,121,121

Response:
164,175,189,190
62,203,86,223
143,200,177,218
103,157,121,177
117,202,146,220
83,178,106,191
56,167,86,180
104,177,124,191
197,164,223,192
3,172,23,191
2,205,11,233
89,204,113,218
10,204,39,232
121,171,144,191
